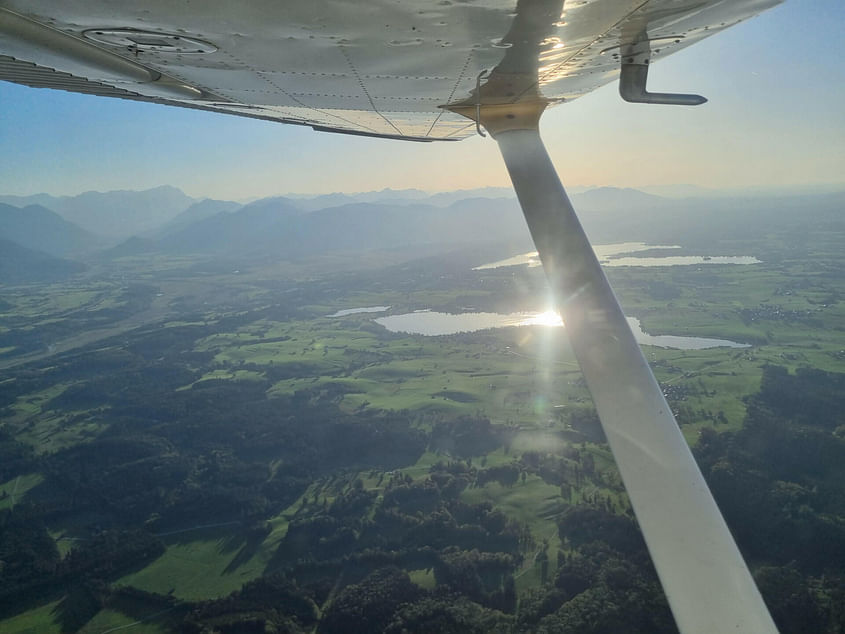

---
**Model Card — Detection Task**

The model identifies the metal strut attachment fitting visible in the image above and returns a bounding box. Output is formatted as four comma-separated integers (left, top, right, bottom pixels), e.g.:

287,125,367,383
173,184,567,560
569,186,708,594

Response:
618,34,707,106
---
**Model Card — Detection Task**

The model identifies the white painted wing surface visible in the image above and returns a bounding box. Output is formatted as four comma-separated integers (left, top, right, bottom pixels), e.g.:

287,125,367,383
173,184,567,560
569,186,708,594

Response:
1,0,779,140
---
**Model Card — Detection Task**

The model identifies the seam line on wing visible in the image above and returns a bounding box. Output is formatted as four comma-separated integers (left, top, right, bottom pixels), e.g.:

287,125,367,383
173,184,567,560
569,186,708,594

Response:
426,50,474,138
338,44,405,137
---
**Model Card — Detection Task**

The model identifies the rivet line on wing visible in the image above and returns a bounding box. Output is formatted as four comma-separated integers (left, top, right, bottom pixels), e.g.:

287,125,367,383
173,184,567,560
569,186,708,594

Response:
338,44,405,137
220,49,380,135
426,50,473,138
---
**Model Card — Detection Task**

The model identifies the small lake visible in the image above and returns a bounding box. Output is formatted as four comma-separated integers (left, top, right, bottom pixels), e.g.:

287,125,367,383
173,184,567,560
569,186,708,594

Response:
327,306,391,317
375,310,748,350
474,242,760,270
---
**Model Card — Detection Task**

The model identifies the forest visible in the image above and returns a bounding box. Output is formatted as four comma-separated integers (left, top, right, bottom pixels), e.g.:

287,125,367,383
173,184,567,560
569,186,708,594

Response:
2,331,844,632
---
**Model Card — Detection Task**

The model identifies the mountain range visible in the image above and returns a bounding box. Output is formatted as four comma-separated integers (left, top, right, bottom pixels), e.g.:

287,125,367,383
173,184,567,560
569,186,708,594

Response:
2,185,844,283
0,185,195,239
154,196,531,257
0,186,522,244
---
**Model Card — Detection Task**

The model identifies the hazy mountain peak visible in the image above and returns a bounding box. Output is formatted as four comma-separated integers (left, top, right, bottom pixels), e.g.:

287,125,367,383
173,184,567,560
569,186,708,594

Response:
1,186,196,241
575,187,666,209
238,196,302,218
0,203,98,257
151,198,242,239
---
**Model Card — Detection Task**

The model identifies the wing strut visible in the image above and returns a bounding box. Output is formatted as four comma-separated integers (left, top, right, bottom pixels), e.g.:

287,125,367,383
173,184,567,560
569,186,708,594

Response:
485,104,778,634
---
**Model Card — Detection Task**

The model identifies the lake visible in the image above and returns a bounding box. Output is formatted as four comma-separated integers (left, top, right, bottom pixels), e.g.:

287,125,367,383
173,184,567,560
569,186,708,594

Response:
473,242,760,270
374,310,748,350
327,306,391,317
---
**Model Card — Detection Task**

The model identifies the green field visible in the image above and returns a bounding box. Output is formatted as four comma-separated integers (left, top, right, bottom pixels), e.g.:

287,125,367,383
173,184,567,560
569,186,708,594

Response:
77,609,169,634
1,600,63,634
0,473,43,510
1,600,171,634
117,526,268,600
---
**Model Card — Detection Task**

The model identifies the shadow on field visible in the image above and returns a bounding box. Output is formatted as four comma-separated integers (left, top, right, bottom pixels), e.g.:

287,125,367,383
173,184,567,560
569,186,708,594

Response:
222,530,267,574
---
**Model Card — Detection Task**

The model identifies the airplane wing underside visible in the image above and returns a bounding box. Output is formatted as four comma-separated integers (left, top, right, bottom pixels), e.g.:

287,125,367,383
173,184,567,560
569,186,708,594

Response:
0,0,779,141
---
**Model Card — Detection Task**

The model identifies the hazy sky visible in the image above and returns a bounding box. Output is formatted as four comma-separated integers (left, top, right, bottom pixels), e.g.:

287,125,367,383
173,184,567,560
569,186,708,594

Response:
1,0,843,200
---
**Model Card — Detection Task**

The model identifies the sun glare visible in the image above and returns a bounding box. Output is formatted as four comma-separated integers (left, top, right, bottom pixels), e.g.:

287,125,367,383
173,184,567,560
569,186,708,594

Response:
519,310,564,327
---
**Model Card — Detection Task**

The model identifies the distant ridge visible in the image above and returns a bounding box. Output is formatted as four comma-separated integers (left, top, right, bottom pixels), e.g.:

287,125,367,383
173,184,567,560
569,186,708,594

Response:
156,197,529,257
0,238,85,283
0,186,194,240
283,187,515,209
158,197,304,253
0,192,59,209
0,203,99,256
150,198,241,238
575,187,667,209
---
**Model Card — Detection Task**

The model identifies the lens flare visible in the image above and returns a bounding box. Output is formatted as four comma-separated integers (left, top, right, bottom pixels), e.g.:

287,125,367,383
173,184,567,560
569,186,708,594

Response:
518,310,564,327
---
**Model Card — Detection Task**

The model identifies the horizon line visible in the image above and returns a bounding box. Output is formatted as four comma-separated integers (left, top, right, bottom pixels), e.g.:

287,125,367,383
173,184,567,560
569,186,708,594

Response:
2,181,845,202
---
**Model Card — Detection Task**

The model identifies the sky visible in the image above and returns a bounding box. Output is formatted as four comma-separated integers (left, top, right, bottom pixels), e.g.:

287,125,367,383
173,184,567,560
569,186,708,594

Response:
0,0,843,200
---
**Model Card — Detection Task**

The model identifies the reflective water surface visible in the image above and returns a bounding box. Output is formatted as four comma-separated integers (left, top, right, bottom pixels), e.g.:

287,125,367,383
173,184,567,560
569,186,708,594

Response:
375,310,748,349
474,242,760,270
327,306,391,317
